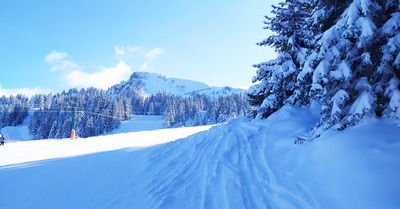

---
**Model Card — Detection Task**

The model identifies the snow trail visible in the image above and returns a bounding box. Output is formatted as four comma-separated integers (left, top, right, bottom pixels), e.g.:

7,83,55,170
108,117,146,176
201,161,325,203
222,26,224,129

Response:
142,118,318,209
1,105,399,209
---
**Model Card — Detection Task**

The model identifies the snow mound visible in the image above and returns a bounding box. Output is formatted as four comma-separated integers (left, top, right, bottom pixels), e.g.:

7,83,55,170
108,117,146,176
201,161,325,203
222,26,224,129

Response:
1,105,399,209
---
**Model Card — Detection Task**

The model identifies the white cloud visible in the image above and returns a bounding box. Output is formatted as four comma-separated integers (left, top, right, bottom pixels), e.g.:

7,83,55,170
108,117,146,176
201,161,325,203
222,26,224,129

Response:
50,60,78,72
139,62,148,71
46,46,163,90
45,50,68,64
45,50,78,72
115,45,164,61
113,45,164,74
115,45,142,56
115,46,126,55
64,61,133,89
0,84,51,97
145,48,164,60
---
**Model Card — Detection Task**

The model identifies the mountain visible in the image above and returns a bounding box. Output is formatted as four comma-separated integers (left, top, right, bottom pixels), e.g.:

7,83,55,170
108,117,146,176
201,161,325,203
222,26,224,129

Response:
109,72,246,97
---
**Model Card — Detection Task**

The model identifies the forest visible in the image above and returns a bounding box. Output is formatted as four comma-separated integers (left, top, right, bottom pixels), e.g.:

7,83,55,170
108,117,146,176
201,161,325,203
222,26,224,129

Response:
0,86,249,139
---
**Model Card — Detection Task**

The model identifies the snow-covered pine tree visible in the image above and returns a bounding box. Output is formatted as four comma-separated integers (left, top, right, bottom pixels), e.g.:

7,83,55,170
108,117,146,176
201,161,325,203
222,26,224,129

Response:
48,120,58,139
377,2,400,119
295,0,400,138
251,0,400,139
248,0,313,119
207,101,218,124
300,0,393,137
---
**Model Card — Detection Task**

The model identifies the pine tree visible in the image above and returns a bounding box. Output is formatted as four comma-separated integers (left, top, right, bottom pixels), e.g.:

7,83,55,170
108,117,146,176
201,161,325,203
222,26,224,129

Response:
48,120,58,139
251,0,400,139
249,0,314,119
302,0,385,136
377,5,400,119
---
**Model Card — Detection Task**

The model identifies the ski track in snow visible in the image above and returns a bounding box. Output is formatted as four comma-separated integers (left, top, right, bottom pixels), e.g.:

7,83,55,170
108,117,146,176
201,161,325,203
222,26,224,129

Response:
142,119,319,209
1,105,399,209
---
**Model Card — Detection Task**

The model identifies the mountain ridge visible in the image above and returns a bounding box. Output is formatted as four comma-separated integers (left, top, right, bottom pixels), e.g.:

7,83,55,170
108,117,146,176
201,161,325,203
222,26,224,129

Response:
109,71,246,97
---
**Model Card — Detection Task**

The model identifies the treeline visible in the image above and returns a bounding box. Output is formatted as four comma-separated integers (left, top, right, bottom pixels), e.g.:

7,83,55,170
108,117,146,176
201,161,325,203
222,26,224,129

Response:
111,86,250,127
1,86,250,139
141,92,249,127
28,88,131,139
0,95,30,129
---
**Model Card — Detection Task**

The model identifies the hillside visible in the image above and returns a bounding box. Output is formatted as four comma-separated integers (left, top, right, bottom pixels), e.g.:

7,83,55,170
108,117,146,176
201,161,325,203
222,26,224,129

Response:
1,104,399,209
109,72,246,97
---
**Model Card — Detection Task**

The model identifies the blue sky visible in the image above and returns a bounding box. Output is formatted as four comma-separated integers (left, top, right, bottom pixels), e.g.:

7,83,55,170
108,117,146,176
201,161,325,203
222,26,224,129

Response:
0,0,278,96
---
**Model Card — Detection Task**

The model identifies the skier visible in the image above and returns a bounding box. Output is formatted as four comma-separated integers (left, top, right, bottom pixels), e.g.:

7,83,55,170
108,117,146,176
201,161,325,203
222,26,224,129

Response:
0,133,4,146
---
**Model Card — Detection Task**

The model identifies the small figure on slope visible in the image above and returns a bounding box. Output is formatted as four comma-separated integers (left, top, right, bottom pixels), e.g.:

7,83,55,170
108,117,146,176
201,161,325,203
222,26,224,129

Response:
0,134,4,146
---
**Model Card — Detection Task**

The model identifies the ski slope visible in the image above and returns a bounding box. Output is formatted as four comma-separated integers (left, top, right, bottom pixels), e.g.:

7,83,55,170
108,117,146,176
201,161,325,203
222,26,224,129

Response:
0,125,213,167
1,114,164,143
1,104,400,209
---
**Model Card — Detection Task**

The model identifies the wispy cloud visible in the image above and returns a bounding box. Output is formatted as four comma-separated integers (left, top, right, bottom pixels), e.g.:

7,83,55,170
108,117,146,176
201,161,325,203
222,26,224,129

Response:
115,44,164,61
144,48,164,60
45,50,67,63
49,60,78,72
115,46,126,55
64,61,132,89
114,45,142,57
139,62,148,71
0,84,51,97
114,45,164,73
45,50,78,72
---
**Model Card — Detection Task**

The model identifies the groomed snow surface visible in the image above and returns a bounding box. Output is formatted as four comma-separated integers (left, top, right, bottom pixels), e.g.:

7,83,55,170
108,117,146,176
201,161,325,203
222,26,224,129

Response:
1,105,399,209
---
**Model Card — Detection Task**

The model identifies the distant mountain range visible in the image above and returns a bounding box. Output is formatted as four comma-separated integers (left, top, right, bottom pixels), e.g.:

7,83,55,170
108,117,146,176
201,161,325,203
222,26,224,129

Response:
109,72,246,97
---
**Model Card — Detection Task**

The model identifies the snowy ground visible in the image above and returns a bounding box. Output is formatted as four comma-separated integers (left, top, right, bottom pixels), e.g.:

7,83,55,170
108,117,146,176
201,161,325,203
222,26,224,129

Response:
0,125,213,167
109,115,164,134
1,104,399,209
1,114,165,142
1,109,35,142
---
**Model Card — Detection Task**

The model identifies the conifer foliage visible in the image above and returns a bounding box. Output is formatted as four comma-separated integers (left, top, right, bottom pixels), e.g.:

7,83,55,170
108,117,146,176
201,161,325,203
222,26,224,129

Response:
0,95,29,128
0,84,249,140
250,0,400,138
29,88,131,139
248,0,313,119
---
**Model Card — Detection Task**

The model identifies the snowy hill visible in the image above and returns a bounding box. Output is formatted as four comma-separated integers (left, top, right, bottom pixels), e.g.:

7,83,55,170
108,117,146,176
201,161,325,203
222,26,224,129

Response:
110,71,246,97
1,104,399,209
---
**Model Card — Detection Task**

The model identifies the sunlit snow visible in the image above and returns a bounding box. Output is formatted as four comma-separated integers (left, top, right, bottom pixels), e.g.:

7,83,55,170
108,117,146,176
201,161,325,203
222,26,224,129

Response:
1,104,399,209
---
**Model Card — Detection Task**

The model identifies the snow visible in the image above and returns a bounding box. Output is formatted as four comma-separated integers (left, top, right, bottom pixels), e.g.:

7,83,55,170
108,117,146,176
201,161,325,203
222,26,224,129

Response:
1,125,32,142
111,71,246,97
313,60,329,83
388,90,400,117
331,90,349,115
109,115,164,134
1,114,164,142
1,105,400,209
0,125,214,167
382,12,400,36
358,17,376,37
1,109,35,142
345,0,361,26
330,60,351,80
395,51,400,67
355,77,372,92
349,91,374,115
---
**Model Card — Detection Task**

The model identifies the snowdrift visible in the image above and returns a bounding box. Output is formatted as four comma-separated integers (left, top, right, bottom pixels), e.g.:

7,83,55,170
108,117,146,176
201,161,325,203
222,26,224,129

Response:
0,105,399,209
